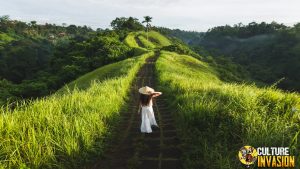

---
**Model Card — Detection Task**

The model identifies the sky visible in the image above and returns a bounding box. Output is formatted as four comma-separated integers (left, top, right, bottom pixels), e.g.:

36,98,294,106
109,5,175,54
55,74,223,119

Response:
0,0,299,31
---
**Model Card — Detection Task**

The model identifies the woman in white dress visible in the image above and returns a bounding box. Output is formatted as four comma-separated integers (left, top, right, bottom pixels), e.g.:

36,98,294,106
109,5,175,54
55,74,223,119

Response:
138,86,162,133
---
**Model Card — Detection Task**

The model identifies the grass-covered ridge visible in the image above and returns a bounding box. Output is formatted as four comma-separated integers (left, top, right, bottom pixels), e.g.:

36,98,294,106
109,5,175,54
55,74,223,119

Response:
57,55,148,92
124,32,148,55
124,31,171,50
141,31,172,47
156,51,300,168
0,19,136,104
137,31,171,48
0,52,153,168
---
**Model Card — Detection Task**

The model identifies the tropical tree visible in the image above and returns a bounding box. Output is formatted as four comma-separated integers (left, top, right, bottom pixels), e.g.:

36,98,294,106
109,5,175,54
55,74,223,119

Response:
0,15,10,32
30,21,37,27
0,15,10,23
142,16,152,45
110,17,143,31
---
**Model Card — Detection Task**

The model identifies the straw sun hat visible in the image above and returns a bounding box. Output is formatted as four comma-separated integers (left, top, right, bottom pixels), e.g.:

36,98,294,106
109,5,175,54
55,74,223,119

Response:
138,86,155,95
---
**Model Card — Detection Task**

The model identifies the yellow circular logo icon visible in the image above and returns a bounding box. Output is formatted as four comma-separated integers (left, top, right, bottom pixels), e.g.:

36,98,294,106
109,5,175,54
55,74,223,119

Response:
238,146,258,167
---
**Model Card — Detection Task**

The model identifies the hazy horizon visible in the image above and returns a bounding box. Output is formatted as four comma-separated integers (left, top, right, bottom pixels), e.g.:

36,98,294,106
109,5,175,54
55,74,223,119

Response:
1,0,299,32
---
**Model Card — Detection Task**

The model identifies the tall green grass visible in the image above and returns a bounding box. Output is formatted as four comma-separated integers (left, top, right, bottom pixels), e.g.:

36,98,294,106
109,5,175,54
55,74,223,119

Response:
156,51,300,169
0,52,153,168
124,32,139,48
57,55,148,92
124,32,148,55
137,35,156,49
139,31,171,47
124,31,171,50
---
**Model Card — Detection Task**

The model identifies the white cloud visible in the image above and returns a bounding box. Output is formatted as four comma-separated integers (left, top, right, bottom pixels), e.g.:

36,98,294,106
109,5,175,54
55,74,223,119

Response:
0,0,299,31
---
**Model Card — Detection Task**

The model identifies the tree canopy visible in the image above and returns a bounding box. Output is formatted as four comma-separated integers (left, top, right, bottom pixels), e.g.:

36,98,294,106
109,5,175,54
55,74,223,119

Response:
110,17,144,31
0,16,137,103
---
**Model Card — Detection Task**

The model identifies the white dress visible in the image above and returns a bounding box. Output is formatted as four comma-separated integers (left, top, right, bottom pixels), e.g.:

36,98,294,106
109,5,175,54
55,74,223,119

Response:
140,101,158,133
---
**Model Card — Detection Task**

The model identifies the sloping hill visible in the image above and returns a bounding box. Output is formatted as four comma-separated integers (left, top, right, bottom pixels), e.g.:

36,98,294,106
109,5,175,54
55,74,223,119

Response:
0,29,299,169
90,31,184,169
125,31,171,50
57,54,150,92
181,23,300,92
91,31,300,169
0,30,169,169
0,51,153,168
156,51,300,168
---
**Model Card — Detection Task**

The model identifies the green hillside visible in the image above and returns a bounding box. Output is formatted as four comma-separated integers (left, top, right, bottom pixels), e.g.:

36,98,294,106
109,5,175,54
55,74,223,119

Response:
124,30,171,54
0,17,138,104
0,18,299,169
138,31,171,47
57,54,152,92
0,51,153,168
167,22,300,92
156,51,300,168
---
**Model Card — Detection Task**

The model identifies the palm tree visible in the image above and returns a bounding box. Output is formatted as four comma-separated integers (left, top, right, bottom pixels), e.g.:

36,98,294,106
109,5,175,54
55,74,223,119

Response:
142,16,152,44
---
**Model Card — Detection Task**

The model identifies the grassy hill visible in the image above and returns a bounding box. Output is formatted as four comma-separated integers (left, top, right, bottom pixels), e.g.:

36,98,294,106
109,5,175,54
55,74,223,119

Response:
170,22,300,92
0,27,299,169
125,31,171,49
0,18,134,104
0,51,153,168
156,51,300,168
57,55,150,92
0,29,166,168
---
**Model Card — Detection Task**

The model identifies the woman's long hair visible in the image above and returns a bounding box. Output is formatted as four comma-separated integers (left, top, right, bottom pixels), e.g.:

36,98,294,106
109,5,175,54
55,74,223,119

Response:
139,94,153,106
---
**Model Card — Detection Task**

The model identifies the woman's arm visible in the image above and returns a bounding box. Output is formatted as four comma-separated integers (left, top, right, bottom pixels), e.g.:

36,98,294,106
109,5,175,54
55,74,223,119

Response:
151,91,162,98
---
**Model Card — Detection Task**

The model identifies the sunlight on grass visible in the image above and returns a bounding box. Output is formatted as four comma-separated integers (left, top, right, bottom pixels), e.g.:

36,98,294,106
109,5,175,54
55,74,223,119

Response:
139,31,171,47
156,51,300,169
0,52,153,168
137,35,156,49
58,55,148,92
124,32,149,55
125,31,171,50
